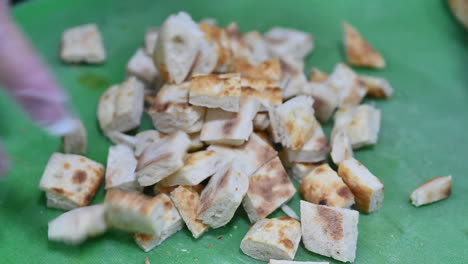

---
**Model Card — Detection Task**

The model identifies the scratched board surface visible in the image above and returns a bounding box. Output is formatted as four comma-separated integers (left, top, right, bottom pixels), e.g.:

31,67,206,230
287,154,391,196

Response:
0,0,467,263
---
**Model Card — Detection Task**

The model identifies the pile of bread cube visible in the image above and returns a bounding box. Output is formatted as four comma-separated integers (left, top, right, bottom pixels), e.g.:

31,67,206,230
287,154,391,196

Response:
42,11,451,263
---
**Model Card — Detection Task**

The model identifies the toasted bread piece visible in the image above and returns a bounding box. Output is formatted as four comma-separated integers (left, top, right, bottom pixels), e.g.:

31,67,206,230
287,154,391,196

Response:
280,204,300,220
235,56,282,81
127,48,158,83
200,97,259,146
332,104,381,149
285,118,329,163
148,82,205,133
244,31,272,64
448,0,468,29
330,130,353,165
410,175,452,207
343,22,385,69
133,196,182,252
270,260,329,264
154,12,203,83
301,164,355,208
302,82,339,123
144,28,159,55
170,185,209,238
197,162,249,228
61,24,106,63
39,153,104,210
301,201,359,262
159,150,221,186
62,118,87,155
265,27,314,59
97,77,145,132
199,23,233,73
207,132,278,177
192,30,218,75
106,189,181,235
105,131,137,149
253,113,270,131
134,130,167,157
269,96,316,150
225,23,253,61
136,131,190,186
243,157,296,223
327,63,366,107
359,75,393,99
280,57,308,99
189,73,241,112
48,204,107,245
309,67,329,82
241,77,283,111
290,162,322,183
338,158,384,213
105,145,141,192
240,217,301,261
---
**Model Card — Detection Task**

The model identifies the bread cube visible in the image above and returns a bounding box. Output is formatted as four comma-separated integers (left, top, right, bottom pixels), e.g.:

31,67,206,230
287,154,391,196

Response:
61,24,106,63
330,130,354,165
240,217,301,261
359,75,393,98
159,150,221,186
244,31,272,64
338,158,384,213
105,144,140,192
97,77,145,132
327,63,367,107
303,82,339,123
309,67,329,82
225,22,254,60
127,48,158,83
235,56,282,81
241,77,282,111
343,22,385,69
170,185,209,238
290,162,323,183
148,82,205,133
198,23,233,73
280,204,300,220
301,201,359,262
279,57,308,99
285,119,329,163
197,162,249,228
39,153,104,210
154,12,203,83
265,27,314,59
243,157,296,223
189,73,241,112
134,130,167,157
105,131,137,149
410,175,452,207
48,204,107,245
136,131,190,186
144,28,159,55
62,118,87,155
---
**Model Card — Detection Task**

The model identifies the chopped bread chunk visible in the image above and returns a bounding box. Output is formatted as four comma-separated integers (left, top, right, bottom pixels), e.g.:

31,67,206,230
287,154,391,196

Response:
301,201,359,262
265,27,314,59
359,75,394,99
330,130,354,165
133,197,183,252
343,22,385,69
97,77,145,132
207,132,277,177
303,82,339,123
410,176,452,207
144,28,159,55
134,130,167,157
60,24,106,63
253,113,270,131
338,158,384,213
235,56,282,81
280,204,300,221
62,118,87,155
48,204,107,245
155,183,204,196
243,31,272,64
188,132,205,152
243,157,296,223
280,57,308,99
192,31,218,75
241,77,282,111
290,162,323,183
153,12,203,83
284,118,329,163
127,48,158,83
240,217,301,261
170,185,209,238
105,145,141,192
301,164,355,208
148,82,205,133
39,153,104,210
198,23,233,73
269,96,315,150
200,98,259,146
310,67,329,82
189,73,241,112
136,131,190,186
105,131,137,149
225,22,254,61
159,150,221,186
197,162,249,228
106,189,181,235
270,261,329,264
332,104,381,149
327,63,367,107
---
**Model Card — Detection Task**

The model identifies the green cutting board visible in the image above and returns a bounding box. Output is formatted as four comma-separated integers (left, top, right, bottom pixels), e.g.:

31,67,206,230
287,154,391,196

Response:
0,0,467,263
